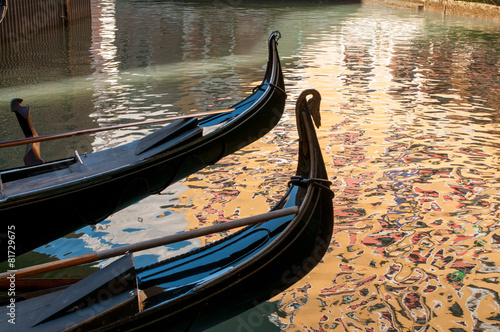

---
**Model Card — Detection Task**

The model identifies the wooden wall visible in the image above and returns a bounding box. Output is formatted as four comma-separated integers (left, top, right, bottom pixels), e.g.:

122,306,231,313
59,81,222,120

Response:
0,0,91,41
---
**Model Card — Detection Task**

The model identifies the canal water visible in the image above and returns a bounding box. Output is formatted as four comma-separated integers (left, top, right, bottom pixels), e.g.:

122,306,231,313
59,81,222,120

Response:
1,1,500,331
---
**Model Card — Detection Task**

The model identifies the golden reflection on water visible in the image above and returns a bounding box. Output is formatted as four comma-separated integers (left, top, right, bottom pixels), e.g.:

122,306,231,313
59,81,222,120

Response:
174,15,500,331
173,115,298,245
285,46,498,332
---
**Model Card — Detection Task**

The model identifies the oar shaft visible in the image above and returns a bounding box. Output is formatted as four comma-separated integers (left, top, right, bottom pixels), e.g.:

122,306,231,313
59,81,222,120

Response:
0,206,298,281
97,206,298,261
0,108,235,149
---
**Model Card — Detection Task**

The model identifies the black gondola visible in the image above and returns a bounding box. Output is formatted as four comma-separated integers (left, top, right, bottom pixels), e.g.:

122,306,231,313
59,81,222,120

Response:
0,89,334,331
0,32,286,258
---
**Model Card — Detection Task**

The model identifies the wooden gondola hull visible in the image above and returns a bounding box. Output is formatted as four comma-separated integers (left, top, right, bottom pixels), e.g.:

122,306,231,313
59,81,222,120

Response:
0,89,334,331
0,32,286,258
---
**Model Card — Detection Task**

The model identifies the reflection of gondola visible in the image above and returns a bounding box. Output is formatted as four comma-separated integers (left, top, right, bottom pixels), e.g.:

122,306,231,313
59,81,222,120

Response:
0,89,333,331
0,32,286,258
0,0,7,23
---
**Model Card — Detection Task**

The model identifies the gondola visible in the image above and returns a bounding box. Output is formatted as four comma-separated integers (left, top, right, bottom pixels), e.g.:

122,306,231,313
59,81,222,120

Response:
0,31,286,258
0,89,334,331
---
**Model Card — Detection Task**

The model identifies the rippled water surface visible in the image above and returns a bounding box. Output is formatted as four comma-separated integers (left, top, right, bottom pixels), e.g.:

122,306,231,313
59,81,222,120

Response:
1,1,500,331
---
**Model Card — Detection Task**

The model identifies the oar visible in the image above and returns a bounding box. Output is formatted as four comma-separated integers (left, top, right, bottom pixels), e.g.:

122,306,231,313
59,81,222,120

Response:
0,206,298,281
0,107,235,149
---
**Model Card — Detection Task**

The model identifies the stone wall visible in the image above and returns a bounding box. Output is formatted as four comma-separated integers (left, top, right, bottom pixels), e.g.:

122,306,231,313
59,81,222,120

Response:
425,0,500,21
0,0,91,41
363,0,500,21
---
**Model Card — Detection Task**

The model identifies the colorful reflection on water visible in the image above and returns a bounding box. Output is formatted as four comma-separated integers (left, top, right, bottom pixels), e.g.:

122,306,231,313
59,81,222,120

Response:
267,8,500,332
1,1,499,331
